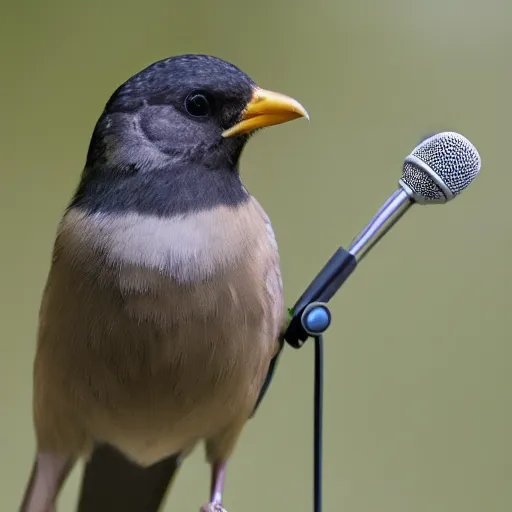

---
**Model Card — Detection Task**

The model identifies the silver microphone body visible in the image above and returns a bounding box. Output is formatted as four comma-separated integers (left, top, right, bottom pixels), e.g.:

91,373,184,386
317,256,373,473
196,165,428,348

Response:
349,188,411,262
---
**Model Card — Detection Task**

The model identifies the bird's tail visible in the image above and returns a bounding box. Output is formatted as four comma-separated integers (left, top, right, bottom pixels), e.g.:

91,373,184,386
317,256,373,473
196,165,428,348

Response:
76,444,181,512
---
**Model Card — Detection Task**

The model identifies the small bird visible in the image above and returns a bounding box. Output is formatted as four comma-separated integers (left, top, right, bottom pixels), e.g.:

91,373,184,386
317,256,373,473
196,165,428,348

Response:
19,54,308,512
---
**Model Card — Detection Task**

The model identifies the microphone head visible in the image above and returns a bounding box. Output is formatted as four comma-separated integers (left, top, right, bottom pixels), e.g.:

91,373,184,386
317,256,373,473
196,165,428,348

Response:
399,132,481,204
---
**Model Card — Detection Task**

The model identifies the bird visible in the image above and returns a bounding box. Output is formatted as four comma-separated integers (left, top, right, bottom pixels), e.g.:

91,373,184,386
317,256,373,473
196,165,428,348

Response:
19,54,308,512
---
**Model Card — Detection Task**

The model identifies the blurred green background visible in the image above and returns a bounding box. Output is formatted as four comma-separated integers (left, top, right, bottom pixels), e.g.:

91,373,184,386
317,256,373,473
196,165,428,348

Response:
1,0,510,510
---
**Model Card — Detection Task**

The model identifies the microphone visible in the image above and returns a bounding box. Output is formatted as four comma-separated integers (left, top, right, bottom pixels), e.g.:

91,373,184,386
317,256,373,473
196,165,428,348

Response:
284,131,482,348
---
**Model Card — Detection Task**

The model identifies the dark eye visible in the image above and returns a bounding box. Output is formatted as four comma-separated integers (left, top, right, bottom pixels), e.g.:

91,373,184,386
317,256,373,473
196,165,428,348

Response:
184,91,212,117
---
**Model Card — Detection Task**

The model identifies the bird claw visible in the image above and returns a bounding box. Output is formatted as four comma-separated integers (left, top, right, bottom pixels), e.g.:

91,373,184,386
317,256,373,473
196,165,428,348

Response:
200,503,227,512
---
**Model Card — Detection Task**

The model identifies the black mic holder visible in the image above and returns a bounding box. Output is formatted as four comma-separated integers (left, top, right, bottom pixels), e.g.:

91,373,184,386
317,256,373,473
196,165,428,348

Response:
284,245,357,347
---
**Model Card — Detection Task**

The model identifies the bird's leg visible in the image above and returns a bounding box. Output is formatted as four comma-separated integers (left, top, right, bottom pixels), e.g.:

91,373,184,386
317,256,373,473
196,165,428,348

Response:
20,452,73,512
201,419,246,512
210,461,227,505
200,460,228,512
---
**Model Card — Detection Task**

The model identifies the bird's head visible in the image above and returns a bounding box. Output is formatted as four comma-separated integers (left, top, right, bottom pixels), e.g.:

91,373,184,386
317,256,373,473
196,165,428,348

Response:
73,54,308,216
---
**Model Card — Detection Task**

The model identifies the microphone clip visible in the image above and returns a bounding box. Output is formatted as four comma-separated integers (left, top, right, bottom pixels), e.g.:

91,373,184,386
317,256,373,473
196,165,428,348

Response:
283,245,357,348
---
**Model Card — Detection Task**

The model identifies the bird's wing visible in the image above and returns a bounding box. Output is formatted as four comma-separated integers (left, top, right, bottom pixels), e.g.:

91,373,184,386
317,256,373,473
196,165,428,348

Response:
249,196,288,418
250,336,285,417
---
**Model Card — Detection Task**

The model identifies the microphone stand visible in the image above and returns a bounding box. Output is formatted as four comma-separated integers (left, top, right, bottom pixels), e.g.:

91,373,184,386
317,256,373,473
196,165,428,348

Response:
282,187,412,512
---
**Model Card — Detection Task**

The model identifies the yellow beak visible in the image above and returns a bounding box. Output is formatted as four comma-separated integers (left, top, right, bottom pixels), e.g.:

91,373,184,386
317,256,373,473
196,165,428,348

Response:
222,87,309,138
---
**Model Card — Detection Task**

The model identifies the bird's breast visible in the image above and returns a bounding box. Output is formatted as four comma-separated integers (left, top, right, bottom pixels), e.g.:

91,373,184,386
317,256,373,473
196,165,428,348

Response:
40,200,283,461
63,201,262,283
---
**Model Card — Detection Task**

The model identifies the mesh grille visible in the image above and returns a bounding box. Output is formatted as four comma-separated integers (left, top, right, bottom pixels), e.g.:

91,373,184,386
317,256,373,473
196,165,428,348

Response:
401,162,446,202
401,132,481,201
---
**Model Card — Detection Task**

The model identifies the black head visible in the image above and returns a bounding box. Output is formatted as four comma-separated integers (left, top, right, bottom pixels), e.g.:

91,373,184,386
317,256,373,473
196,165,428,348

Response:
71,54,308,217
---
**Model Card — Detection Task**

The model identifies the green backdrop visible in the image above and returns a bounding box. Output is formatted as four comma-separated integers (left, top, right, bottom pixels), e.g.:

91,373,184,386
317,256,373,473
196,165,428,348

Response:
1,0,510,511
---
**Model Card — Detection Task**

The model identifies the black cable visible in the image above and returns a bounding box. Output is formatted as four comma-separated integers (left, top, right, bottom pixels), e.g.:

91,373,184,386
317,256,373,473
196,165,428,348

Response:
313,334,324,512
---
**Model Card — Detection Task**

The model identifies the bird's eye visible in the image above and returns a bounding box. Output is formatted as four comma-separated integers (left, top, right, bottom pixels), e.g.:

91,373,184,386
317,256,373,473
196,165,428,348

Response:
184,91,212,117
